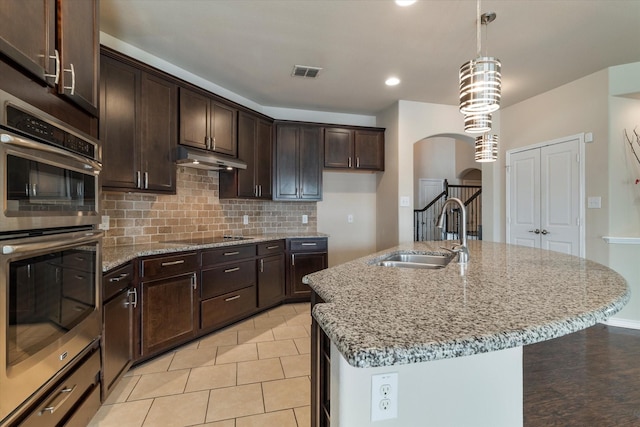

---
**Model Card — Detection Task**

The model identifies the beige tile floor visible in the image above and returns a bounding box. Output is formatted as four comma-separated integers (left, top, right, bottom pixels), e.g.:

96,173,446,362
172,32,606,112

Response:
89,303,312,427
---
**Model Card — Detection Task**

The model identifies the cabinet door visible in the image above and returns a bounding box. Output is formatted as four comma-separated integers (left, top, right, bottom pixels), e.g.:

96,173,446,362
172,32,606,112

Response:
255,119,273,199
237,112,258,198
0,0,55,82
58,0,99,116
140,72,177,193
324,128,354,169
288,252,327,299
354,129,384,171
100,55,140,190
258,254,285,308
179,88,209,150
275,125,300,200
299,126,323,200
211,101,237,156
102,289,132,397
140,273,197,356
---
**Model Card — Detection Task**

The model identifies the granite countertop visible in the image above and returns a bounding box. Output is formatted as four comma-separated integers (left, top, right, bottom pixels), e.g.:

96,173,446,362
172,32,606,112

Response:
304,240,630,368
102,232,328,272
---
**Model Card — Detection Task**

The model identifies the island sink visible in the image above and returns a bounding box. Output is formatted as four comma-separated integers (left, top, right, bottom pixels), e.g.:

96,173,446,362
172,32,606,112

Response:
375,252,453,269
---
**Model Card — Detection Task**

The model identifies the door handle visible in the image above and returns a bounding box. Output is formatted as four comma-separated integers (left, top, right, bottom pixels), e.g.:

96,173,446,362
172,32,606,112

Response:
541,229,549,235
528,229,540,234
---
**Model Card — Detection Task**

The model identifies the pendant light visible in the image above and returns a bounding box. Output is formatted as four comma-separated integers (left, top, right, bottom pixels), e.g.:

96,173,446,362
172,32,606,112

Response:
459,2,501,116
474,134,498,162
464,112,492,134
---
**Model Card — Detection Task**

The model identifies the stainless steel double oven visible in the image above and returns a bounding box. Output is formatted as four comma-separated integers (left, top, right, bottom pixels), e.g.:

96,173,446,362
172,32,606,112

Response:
0,90,102,424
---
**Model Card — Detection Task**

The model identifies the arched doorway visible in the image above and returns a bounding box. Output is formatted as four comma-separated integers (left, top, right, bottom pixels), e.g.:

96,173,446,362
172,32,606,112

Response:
413,135,483,241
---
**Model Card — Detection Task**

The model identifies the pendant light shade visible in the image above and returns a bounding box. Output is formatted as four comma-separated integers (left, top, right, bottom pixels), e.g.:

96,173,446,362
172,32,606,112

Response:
475,134,498,162
464,112,492,134
460,3,502,128
459,57,501,114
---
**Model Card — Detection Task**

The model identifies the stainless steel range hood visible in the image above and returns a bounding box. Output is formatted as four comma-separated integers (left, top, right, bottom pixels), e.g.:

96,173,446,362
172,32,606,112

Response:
175,146,247,170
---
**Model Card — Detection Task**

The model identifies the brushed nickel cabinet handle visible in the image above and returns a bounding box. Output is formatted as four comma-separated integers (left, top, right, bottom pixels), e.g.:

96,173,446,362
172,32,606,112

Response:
224,267,240,273
266,245,279,250
144,172,149,189
224,251,240,256
44,49,60,84
125,288,137,308
110,273,130,282
260,259,264,273
301,242,317,246
348,157,352,168
161,260,185,267
225,295,240,302
63,63,76,95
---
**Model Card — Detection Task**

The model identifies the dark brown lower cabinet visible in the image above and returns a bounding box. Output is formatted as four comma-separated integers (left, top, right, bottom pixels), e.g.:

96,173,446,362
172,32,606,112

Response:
258,253,285,308
287,238,328,301
140,271,198,357
102,263,134,401
312,291,330,427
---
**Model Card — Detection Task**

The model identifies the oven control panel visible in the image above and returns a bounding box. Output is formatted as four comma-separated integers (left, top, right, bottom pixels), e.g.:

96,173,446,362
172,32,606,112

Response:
6,105,96,159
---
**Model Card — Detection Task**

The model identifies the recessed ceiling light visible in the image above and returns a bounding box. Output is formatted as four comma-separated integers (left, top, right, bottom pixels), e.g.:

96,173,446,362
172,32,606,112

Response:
395,0,416,6
385,77,401,86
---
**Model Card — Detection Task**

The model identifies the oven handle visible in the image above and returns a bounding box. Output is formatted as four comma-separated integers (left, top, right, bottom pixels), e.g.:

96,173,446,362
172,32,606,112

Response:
0,132,102,172
2,231,102,255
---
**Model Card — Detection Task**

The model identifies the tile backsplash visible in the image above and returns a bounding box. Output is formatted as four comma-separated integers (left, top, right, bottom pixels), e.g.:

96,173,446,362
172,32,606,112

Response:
101,167,317,247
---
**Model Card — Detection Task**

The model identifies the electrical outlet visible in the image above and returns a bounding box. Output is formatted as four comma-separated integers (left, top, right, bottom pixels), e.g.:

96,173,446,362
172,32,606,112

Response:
243,215,249,225
347,214,354,223
99,215,110,231
302,214,308,224
371,372,398,421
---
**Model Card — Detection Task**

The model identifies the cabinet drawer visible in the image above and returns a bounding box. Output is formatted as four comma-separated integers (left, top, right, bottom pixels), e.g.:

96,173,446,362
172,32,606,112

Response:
141,253,198,279
103,263,134,301
20,350,100,427
201,260,256,299
201,285,256,330
257,240,285,256
288,238,327,252
201,244,255,266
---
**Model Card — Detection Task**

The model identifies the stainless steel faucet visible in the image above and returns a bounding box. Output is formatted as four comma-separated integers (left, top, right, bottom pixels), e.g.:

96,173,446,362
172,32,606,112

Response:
436,197,469,264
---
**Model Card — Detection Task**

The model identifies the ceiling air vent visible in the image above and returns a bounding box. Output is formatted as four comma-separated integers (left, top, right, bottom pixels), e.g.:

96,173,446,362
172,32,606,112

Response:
291,65,322,78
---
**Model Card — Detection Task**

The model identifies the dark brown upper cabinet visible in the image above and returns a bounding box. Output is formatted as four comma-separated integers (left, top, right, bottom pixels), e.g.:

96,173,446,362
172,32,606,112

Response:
0,0,99,117
100,50,177,193
179,88,237,157
220,111,273,199
274,123,323,201
324,127,385,171
58,0,99,116
0,0,55,83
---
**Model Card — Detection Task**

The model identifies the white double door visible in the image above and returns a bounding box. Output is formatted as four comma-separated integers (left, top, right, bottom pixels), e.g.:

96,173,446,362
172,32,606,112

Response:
507,135,583,256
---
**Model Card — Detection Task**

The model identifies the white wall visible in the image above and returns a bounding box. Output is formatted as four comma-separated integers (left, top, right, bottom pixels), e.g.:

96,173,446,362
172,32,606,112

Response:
379,101,480,245
376,103,400,251
317,172,378,267
606,62,640,323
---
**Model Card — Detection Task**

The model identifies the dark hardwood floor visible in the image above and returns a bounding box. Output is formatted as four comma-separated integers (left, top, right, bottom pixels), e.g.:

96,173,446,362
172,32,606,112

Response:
524,324,640,426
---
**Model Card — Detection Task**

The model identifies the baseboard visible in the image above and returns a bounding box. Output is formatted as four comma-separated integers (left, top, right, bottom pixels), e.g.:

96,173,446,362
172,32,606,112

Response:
601,318,640,330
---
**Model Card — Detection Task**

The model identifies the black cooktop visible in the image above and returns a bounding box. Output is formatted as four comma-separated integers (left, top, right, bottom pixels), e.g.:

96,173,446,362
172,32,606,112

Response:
165,236,252,245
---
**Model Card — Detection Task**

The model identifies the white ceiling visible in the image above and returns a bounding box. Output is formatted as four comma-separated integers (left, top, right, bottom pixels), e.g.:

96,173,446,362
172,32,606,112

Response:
100,0,640,116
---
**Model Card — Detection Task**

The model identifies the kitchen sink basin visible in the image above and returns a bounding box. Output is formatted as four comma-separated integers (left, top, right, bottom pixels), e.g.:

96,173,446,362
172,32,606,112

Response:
375,252,453,269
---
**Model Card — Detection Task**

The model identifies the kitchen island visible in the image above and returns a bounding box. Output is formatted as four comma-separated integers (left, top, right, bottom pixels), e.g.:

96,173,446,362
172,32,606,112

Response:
304,240,629,427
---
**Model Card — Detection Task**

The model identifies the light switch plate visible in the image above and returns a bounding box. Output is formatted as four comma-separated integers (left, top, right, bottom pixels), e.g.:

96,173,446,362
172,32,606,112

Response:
400,196,410,207
302,214,308,224
587,196,601,209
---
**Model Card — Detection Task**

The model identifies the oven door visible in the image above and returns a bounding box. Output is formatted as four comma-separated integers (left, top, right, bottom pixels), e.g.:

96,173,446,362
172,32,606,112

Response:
0,129,101,232
0,229,102,423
